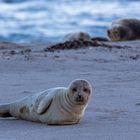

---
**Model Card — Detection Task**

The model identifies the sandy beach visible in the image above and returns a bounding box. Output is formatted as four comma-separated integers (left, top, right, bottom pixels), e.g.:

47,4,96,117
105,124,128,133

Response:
0,41,140,140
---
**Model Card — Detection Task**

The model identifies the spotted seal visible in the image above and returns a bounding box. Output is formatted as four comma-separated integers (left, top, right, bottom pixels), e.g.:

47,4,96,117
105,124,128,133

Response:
0,79,92,125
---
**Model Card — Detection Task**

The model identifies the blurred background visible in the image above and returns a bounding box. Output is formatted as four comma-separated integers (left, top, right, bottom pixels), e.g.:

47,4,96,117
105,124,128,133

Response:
0,0,140,44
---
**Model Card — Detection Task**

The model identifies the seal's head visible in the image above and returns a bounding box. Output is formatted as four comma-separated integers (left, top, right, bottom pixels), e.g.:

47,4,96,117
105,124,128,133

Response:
78,32,90,40
107,25,133,41
68,79,92,105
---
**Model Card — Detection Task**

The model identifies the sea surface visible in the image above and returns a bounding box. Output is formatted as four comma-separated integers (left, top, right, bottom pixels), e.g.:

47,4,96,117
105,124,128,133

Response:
0,0,140,44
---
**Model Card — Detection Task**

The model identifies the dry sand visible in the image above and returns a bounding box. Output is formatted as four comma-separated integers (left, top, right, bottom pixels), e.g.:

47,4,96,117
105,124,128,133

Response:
0,41,140,140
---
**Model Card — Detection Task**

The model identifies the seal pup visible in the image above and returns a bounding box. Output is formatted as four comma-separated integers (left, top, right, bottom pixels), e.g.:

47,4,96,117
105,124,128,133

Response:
0,79,92,125
107,19,140,41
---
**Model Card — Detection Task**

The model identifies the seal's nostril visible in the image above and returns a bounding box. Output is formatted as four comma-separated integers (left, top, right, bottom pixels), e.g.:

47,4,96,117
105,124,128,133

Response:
107,30,110,35
78,95,82,98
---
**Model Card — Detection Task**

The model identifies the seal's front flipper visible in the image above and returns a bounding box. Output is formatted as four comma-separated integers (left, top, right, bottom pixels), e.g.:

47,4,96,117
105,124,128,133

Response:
0,104,12,117
36,95,53,115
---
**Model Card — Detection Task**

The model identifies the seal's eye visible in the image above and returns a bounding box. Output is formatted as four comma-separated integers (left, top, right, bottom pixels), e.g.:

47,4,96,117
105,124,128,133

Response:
83,88,91,95
72,88,77,92
114,31,119,35
83,88,88,92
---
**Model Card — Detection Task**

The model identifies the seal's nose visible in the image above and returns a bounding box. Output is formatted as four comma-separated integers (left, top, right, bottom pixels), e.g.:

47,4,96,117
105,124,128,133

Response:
77,94,84,101
107,30,110,35
78,95,82,99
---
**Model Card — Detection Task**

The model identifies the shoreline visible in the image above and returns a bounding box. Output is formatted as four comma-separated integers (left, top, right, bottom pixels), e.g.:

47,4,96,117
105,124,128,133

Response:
0,40,140,61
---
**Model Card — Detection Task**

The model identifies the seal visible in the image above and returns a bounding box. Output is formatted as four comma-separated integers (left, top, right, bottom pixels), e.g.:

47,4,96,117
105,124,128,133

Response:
0,79,92,125
63,32,91,41
107,19,140,41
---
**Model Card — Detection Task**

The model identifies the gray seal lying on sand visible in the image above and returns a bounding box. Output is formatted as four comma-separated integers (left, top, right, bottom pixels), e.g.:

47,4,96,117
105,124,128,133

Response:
0,79,92,125
63,32,91,41
107,19,140,41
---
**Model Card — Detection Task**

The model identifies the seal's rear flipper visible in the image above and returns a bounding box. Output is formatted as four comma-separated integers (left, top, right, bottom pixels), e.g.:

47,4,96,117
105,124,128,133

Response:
0,104,12,117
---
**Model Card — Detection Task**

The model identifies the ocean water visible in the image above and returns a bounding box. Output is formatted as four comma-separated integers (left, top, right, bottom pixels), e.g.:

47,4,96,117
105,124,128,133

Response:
0,0,140,44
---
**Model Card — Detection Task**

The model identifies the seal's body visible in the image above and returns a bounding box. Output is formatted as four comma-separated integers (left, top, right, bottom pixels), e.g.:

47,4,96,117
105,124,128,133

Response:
0,79,92,125
107,19,140,41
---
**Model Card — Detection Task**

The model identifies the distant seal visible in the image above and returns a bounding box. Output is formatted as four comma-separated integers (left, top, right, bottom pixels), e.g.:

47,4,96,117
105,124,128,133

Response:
63,32,91,41
64,32,108,42
0,79,92,125
107,19,140,41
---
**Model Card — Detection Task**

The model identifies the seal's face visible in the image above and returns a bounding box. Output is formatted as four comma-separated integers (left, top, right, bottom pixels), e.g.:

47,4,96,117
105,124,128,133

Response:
107,25,132,41
68,79,92,105
107,27,121,41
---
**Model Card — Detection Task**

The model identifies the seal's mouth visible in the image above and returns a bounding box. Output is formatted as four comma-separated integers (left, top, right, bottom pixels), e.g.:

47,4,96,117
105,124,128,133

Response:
75,96,85,103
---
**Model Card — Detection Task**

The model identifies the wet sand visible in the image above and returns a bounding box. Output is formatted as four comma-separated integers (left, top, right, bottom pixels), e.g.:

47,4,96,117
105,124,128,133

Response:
0,41,140,140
